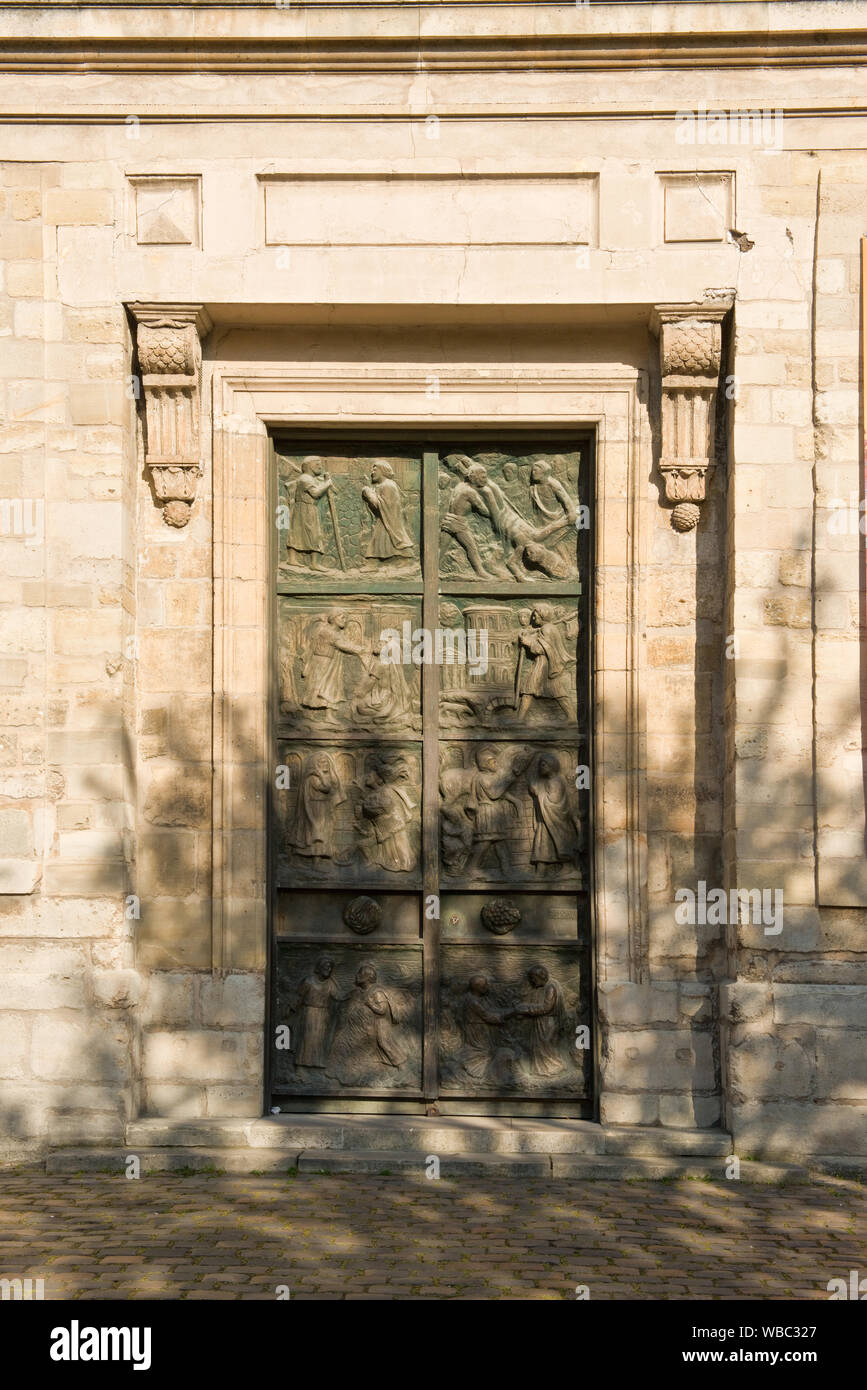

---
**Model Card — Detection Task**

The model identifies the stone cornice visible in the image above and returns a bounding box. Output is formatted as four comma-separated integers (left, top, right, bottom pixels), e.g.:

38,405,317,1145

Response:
1,2,867,73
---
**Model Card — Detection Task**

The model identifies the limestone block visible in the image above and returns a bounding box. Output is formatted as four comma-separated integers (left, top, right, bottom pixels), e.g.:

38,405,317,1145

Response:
30,1014,129,1083
0,970,84,1011
658,1094,720,1128
90,969,141,1010
205,1084,262,1118
141,972,195,1027
44,189,113,225
0,1014,31,1078
142,1030,260,1084
143,1084,205,1119
730,1100,867,1158
597,981,679,1027
815,1030,867,1101
599,1093,659,1126
0,860,39,894
607,1028,714,1092
199,973,265,1028
726,1033,815,1102
142,765,210,828
137,832,197,897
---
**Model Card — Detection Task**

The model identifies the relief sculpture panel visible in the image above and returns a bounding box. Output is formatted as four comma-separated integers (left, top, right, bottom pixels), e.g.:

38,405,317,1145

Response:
438,448,581,581
274,944,423,1094
278,596,422,734
439,945,589,1097
277,449,421,580
440,742,585,886
438,597,580,730
276,743,421,886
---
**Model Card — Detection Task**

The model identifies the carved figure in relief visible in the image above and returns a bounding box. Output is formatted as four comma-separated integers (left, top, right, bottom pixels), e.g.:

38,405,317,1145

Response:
466,746,522,876
301,610,368,718
443,454,577,580
286,456,337,569
529,459,577,524
340,963,408,1068
516,605,577,723
349,640,411,727
356,755,415,873
512,965,568,1077
456,974,517,1085
527,753,583,876
360,460,414,561
279,643,299,716
292,752,347,870
440,458,508,578
293,955,340,1068
439,756,475,874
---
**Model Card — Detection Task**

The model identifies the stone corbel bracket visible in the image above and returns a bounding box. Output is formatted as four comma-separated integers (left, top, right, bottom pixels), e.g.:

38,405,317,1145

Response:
651,300,731,532
129,302,212,527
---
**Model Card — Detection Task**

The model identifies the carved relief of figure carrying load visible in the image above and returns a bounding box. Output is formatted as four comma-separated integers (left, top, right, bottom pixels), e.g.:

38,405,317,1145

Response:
442,453,578,580
456,974,517,1086
515,604,578,723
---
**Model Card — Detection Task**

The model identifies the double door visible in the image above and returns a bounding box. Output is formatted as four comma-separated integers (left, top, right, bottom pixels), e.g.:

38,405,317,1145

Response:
269,436,592,1114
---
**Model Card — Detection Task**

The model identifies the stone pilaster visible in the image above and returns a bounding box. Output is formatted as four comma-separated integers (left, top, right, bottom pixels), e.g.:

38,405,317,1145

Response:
129,303,212,527
652,303,728,532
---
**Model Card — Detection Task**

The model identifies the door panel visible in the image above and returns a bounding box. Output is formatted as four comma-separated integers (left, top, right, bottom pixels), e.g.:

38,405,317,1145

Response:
270,439,592,1113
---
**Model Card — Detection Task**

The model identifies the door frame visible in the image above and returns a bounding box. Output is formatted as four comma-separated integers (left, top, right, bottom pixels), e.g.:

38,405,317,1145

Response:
208,362,650,1119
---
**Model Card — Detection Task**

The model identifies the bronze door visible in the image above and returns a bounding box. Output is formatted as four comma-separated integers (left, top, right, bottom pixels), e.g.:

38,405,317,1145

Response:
269,438,593,1115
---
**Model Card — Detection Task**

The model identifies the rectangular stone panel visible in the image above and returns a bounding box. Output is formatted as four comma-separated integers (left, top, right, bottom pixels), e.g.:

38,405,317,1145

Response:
438,445,582,583
439,943,590,1098
440,740,586,889
277,889,420,942
277,447,420,582
277,594,422,736
437,594,581,733
441,892,583,942
272,942,423,1095
262,175,596,247
275,741,422,889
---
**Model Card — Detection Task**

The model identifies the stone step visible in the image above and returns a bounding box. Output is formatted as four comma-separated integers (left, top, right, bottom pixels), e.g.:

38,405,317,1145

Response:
46,1147,809,1183
46,1148,302,1176
124,1115,731,1158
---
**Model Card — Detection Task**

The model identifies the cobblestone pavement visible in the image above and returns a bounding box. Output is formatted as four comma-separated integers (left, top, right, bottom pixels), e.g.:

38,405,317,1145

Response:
0,1174,864,1300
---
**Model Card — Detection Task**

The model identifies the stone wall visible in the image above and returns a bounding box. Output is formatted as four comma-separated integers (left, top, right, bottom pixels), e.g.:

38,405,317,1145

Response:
0,1,865,1161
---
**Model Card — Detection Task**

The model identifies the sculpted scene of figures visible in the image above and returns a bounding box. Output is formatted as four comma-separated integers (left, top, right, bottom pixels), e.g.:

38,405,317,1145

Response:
438,449,582,582
438,598,579,729
277,450,420,579
277,744,421,885
439,742,585,884
278,597,421,733
439,948,588,1095
273,946,422,1093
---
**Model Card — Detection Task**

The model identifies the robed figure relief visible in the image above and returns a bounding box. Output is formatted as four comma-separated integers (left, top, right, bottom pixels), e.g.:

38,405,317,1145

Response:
293,955,340,1068
336,963,409,1069
292,752,347,871
356,756,416,873
527,753,583,878
513,966,569,1078
301,611,367,719
286,457,335,570
360,460,414,563
456,974,517,1086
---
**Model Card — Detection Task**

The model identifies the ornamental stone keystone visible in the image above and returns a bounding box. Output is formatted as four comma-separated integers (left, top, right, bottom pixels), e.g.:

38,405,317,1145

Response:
128,302,212,527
